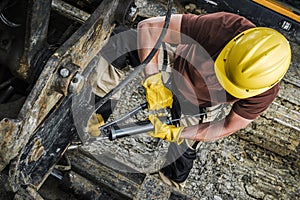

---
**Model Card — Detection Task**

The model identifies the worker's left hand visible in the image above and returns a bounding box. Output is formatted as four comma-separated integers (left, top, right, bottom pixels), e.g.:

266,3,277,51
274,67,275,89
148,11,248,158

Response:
87,113,105,137
142,72,173,110
148,114,184,144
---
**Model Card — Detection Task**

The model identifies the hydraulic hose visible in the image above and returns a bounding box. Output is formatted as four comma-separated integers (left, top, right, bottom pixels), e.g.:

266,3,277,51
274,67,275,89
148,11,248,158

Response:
94,0,173,113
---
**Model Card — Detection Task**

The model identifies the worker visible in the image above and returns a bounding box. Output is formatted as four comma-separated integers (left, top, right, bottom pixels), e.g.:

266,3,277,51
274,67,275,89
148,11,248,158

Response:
137,12,291,190
90,11,291,190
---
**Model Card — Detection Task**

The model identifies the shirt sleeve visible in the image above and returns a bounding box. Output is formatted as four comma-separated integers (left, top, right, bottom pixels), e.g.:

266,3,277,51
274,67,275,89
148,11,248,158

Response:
180,12,256,56
232,84,279,120
180,14,206,44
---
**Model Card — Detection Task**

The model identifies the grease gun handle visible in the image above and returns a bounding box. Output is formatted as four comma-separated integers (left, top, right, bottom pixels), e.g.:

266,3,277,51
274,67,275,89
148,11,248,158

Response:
106,118,170,141
109,120,154,140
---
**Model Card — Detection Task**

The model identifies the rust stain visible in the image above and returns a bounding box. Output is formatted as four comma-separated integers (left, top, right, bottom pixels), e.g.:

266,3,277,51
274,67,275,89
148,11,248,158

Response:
35,84,63,126
0,118,22,170
29,138,45,162
72,18,110,68
0,119,20,150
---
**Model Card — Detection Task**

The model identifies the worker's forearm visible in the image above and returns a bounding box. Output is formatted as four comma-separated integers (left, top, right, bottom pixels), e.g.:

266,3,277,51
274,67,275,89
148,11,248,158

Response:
137,15,182,77
180,120,233,142
142,60,160,77
180,111,253,142
137,22,160,76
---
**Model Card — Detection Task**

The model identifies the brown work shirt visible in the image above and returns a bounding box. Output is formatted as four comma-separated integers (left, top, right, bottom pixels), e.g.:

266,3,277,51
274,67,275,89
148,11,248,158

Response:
173,12,279,120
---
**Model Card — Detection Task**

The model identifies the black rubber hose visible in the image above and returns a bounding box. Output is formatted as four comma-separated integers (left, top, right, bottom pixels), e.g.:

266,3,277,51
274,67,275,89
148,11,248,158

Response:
94,0,173,113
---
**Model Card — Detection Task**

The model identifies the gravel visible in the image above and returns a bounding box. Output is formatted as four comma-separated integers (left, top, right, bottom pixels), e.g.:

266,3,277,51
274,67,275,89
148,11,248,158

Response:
83,1,300,199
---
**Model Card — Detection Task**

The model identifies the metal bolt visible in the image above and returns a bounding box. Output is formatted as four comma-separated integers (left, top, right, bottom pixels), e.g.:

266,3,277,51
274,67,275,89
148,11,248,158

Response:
59,68,70,78
68,73,84,94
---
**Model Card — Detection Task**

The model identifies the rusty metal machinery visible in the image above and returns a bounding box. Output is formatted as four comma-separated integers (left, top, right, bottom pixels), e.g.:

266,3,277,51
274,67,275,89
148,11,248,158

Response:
0,0,138,198
0,0,299,198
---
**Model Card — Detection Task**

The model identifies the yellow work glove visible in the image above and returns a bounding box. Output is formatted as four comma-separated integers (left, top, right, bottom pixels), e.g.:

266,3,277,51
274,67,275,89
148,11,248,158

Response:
142,73,173,110
87,113,105,137
148,114,184,144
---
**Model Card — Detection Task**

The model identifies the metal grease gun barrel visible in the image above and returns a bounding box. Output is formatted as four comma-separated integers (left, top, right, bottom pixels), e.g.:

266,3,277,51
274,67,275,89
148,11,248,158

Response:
103,118,170,140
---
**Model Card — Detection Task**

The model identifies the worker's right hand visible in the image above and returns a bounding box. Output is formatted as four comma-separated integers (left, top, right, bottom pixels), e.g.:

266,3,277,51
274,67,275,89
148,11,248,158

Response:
142,72,173,110
148,114,184,144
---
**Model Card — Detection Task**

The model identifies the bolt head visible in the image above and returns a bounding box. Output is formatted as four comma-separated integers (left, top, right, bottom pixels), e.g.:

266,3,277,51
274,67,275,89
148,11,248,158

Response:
59,68,70,78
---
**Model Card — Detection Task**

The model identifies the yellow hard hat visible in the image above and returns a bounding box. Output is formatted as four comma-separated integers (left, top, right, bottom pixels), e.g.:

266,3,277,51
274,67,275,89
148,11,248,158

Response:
215,27,291,99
